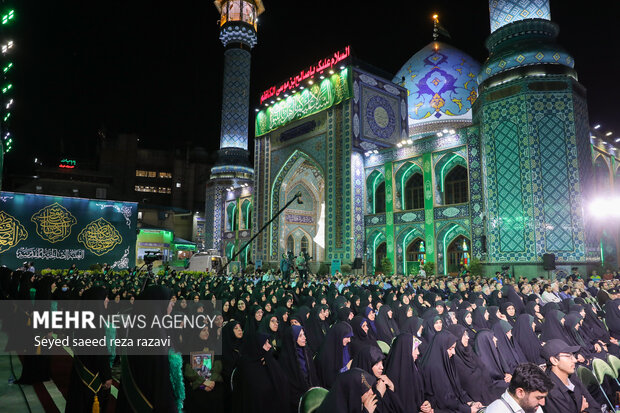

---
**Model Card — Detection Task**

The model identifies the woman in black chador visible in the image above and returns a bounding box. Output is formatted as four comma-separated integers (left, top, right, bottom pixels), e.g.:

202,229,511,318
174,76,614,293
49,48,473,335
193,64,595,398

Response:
512,313,544,364
316,368,379,413
315,321,353,388
351,345,403,413
65,286,113,413
420,330,483,413
232,330,289,412
384,333,434,413
278,325,319,413
447,324,504,406
116,285,181,413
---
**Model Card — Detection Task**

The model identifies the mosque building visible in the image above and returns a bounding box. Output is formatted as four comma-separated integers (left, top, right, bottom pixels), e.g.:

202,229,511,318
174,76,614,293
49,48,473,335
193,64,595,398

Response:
206,0,620,276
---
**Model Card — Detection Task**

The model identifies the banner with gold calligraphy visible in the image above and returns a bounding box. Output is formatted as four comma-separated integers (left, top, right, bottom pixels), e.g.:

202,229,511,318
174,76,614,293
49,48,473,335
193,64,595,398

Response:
0,191,137,270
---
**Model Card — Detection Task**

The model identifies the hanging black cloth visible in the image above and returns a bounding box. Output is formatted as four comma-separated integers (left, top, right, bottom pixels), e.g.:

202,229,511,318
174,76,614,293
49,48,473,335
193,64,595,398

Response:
446,324,505,405
384,333,427,412
513,313,544,364
315,321,354,388
278,325,319,413
420,331,473,413
316,368,376,413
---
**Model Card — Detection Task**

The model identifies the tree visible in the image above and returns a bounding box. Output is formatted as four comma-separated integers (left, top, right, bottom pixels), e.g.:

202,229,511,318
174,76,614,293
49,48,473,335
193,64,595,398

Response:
381,258,393,276
423,261,435,276
468,258,483,276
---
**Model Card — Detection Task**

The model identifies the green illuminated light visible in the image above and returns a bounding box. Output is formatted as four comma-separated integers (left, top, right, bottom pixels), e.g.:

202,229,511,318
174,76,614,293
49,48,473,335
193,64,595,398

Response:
442,225,458,275
2,84,12,93
1,10,15,25
372,173,382,214
2,63,12,73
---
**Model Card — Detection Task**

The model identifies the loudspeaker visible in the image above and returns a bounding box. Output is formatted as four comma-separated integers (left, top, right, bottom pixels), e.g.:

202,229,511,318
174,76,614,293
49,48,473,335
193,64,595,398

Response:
352,257,363,269
481,235,487,253
542,253,556,270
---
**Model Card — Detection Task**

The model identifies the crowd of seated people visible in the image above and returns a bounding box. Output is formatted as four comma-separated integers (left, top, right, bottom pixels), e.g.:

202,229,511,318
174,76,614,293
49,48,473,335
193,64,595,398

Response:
1,264,620,412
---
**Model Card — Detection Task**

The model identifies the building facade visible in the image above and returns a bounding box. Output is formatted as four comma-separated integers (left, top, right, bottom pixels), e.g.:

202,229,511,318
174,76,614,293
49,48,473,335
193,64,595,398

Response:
212,0,619,275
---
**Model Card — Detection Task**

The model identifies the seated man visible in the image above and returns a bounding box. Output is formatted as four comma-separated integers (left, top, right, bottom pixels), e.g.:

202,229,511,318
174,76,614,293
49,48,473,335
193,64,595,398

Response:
542,339,601,413
485,363,553,413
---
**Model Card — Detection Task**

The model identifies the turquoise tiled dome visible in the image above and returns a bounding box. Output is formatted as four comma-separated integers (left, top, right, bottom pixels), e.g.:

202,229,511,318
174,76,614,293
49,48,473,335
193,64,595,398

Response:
393,42,481,133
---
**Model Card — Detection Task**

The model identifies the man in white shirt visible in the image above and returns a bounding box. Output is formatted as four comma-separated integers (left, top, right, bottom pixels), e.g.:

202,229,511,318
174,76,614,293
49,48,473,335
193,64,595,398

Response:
541,283,562,304
486,363,554,413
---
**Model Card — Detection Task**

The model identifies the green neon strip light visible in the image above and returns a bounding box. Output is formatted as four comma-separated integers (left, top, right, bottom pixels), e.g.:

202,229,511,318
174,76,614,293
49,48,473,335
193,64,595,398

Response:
401,229,418,275
440,154,459,192
400,164,417,209
229,203,237,231
442,225,458,275
600,239,605,266
372,233,379,272
372,173,382,214
244,201,251,230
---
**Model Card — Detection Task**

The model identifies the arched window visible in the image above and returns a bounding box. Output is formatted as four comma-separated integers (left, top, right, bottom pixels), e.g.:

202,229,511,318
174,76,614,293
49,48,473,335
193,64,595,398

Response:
301,236,309,254
244,246,252,266
404,173,424,210
447,235,470,274
375,181,386,213
406,238,426,262
242,200,252,230
226,203,238,231
287,235,294,253
376,242,387,270
594,157,610,192
444,165,468,205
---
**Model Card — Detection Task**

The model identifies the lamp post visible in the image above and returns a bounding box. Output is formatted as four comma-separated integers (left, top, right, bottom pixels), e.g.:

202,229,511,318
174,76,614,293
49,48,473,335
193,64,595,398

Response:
219,191,303,276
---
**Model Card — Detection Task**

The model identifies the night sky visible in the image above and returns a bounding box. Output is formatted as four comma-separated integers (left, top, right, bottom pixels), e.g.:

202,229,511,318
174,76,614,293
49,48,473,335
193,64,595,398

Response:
4,1,619,174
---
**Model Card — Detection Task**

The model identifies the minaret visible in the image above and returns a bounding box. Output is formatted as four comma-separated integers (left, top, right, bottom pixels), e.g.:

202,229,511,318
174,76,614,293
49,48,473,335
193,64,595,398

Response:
205,1,264,254
475,0,597,272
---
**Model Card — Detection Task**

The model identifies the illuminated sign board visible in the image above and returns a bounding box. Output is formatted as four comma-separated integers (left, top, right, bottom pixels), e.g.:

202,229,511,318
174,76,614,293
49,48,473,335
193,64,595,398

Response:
255,68,351,136
260,46,351,104
59,159,76,169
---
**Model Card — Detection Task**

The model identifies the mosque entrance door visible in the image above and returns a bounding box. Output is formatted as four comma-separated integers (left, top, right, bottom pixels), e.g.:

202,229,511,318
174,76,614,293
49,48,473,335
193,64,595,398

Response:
447,235,470,274
376,242,387,273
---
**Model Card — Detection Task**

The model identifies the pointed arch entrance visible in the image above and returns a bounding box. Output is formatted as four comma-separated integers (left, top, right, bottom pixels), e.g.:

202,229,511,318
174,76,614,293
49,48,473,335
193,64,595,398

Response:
270,151,325,262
